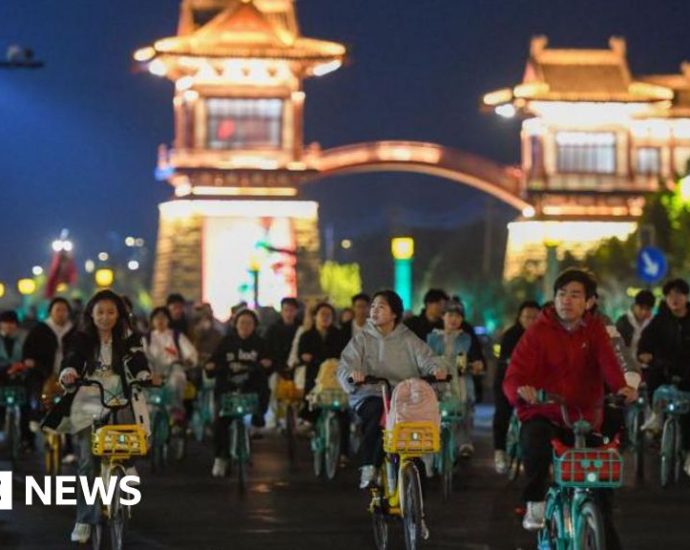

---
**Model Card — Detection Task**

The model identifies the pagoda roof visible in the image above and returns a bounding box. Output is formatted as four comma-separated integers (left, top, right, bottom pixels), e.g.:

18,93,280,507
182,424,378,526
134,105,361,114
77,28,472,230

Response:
142,0,345,64
483,36,673,109
639,63,690,116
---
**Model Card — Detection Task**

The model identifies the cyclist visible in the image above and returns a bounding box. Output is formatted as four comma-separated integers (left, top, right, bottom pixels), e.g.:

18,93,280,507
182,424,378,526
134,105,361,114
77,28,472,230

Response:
427,299,480,458
1,310,32,450
204,308,271,477
47,290,151,544
337,289,447,490
503,268,636,544
22,297,77,460
615,289,655,359
166,293,191,337
144,306,198,421
341,293,371,343
637,278,690,475
404,288,448,340
492,300,540,474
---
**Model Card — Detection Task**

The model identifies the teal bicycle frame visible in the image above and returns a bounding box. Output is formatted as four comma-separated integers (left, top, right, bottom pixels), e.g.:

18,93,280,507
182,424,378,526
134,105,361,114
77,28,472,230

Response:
435,395,463,500
310,389,348,481
653,383,690,487
219,391,259,495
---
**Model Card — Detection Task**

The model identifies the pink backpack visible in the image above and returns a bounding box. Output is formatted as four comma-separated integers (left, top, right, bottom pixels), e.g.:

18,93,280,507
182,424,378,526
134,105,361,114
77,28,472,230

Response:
386,378,440,431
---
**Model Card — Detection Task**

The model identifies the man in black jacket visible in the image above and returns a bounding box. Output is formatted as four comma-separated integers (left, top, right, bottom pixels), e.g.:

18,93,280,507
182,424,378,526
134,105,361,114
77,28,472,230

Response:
404,289,448,340
492,300,540,474
638,278,690,476
265,297,300,376
341,293,370,344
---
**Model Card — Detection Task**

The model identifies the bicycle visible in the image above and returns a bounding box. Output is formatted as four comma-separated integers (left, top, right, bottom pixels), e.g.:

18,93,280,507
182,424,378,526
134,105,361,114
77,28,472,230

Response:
218,366,260,495
75,378,155,550
352,374,450,550
190,371,215,443
505,411,522,481
275,375,303,468
146,386,172,473
537,392,625,550
652,377,690,488
309,387,349,480
434,393,463,500
0,386,25,467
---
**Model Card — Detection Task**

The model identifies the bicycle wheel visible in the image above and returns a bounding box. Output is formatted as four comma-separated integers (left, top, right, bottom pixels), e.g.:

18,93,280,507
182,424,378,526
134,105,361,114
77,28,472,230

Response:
372,510,389,550
150,412,168,473
506,416,521,481
441,428,454,501
538,494,565,550
401,461,423,550
312,417,324,478
674,416,683,483
630,407,645,480
170,423,186,462
286,404,297,466
91,519,105,550
324,412,341,481
660,417,676,488
233,420,248,495
577,500,605,550
109,468,127,550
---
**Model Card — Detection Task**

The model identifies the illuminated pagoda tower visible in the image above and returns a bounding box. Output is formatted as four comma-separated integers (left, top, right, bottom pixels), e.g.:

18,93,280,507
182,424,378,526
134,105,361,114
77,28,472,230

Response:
483,37,690,280
133,0,346,318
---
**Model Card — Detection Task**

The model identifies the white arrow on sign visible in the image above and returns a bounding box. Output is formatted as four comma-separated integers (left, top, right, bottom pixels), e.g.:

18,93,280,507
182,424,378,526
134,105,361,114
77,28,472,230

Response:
642,251,660,277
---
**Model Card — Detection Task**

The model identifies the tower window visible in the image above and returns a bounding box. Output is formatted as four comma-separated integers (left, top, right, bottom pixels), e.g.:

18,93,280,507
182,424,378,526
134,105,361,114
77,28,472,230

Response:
207,98,283,150
556,132,616,174
636,147,661,176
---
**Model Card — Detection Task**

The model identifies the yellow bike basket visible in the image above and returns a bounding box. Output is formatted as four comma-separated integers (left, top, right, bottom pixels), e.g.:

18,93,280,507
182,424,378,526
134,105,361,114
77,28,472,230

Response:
383,422,440,455
276,379,304,401
92,424,148,458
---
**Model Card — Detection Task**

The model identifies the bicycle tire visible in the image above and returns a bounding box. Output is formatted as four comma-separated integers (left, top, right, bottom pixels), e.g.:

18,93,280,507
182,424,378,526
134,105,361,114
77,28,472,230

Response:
170,424,186,462
109,467,127,550
150,412,168,473
312,417,324,478
401,461,423,550
631,407,644,480
538,493,565,550
372,510,389,550
325,412,341,481
234,420,248,495
674,416,683,483
91,518,105,550
577,499,606,550
660,417,676,488
441,428,453,501
286,404,297,466
506,416,521,481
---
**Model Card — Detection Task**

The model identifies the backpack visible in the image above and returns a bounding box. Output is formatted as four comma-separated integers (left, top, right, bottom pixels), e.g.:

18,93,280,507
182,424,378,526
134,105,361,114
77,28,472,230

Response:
386,378,440,431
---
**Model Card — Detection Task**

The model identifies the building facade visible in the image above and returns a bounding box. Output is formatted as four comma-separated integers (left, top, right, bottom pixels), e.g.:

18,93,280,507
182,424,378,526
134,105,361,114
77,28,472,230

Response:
483,36,690,279
134,0,346,318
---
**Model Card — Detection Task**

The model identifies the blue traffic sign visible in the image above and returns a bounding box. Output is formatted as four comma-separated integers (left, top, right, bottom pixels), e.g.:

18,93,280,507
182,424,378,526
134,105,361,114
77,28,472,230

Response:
636,246,668,284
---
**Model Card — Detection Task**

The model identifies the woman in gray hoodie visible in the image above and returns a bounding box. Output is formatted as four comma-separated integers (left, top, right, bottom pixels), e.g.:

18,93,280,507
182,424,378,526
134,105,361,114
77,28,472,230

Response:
337,290,446,489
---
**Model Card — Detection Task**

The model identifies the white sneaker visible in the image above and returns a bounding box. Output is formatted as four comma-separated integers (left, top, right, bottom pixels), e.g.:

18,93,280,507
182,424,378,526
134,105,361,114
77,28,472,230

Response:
359,465,378,489
642,411,662,433
684,454,690,478
522,501,545,531
212,457,228,478
494,450,509,475
70,522,91,543
459,443,474,458
61,453,77,465
420,518,430,540
29,421,40,433
422,455,434,478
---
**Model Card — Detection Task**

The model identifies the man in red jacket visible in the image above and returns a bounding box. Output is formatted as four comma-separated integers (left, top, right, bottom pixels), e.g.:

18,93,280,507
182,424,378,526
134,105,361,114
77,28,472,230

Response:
503,268,637,536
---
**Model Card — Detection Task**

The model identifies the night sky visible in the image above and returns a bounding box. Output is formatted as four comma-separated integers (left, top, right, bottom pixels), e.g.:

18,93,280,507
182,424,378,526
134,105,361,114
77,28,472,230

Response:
2,0,690,285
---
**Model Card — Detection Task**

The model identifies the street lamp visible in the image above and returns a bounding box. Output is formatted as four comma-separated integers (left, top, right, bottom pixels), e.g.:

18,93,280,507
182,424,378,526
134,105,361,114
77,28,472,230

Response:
0,45,44,69
391,237,414,311
249,256,261,308
17,278,37,296
0,283,5,299
95,268,114,288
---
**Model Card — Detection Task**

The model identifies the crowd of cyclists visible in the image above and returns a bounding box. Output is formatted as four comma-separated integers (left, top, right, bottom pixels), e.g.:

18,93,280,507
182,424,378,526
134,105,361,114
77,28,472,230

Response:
0,267,689,547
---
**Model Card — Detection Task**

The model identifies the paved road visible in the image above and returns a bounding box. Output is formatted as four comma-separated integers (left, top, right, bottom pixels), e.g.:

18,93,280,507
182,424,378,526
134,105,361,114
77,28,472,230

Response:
1,406,688,549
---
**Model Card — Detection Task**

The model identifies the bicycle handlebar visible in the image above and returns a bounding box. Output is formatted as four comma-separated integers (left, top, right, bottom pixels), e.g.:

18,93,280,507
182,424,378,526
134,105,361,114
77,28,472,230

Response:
347,374,452,387
75,378,160,410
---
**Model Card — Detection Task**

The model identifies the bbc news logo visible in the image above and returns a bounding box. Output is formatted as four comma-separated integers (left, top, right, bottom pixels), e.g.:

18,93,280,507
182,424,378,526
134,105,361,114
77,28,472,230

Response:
0,471,141,511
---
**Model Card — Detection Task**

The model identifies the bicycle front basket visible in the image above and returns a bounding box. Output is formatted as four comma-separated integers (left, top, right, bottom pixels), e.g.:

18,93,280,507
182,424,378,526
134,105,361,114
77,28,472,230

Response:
384,421,440,455
219,392,259,417
439,397,464,421
276,379,304,402
554,448,623,488
92,424,148,457
312,389,348,410
0,386,26,407
652,385,690,415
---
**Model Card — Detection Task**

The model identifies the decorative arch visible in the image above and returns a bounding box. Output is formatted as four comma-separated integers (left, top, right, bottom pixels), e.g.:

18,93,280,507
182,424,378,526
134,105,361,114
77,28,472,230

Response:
305,141,531,213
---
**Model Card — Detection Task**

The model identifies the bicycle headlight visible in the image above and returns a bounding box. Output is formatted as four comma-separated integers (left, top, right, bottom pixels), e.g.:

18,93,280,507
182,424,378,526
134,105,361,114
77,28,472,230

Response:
669,404,675,411
237,406,244,414
586,472,598,483
411,432,420,441
6,397,14,405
